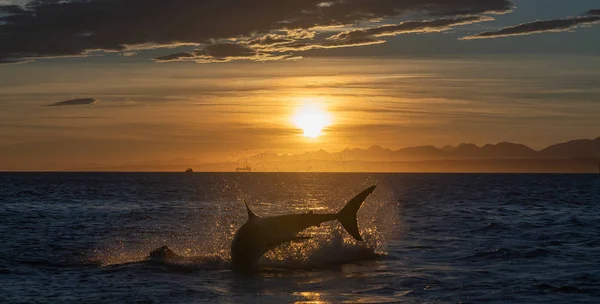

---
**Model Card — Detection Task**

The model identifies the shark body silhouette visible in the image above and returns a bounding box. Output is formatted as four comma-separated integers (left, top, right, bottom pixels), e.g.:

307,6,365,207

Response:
231,185,376,273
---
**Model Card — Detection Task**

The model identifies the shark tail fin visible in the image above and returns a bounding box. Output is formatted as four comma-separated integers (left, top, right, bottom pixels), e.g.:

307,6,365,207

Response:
244,200,259,220
336,185,376,242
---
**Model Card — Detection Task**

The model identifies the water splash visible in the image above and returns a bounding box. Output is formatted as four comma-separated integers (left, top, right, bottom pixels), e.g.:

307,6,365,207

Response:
90,177,402,271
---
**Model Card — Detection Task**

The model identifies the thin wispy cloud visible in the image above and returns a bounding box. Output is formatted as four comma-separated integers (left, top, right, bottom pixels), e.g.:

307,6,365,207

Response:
46,98,98,107
585,9,600,16
462,9,600,40
323,16,494,47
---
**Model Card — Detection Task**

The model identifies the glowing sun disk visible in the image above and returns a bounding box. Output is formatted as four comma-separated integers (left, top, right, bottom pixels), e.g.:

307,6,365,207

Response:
291,104,331,138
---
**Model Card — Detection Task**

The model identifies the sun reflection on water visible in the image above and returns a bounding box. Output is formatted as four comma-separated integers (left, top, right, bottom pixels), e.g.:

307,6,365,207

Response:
292,291,329,304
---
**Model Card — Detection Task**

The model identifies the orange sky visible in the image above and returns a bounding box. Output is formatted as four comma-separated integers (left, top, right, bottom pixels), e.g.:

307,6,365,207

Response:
1,56,600,171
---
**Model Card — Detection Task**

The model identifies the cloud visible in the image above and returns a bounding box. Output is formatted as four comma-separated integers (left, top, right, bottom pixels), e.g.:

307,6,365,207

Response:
256,15,494,52
462,12,600,40
154,15,493,61
242,29,315,47
45,98,98,107
0,4,22,15
246,34,294,47
0,57,32,64
325,15,493,46
586,9,600,16
154,43,287,63
154,52,198,62
286,29,316,40
0,0,512,63
203,43,255,57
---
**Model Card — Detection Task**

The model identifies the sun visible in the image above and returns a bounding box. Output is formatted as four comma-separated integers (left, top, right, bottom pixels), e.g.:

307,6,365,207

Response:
291,102,331,138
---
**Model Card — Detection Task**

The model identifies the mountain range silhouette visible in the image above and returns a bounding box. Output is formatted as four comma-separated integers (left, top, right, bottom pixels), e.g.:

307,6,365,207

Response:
64,137,600,172
242,137,600,163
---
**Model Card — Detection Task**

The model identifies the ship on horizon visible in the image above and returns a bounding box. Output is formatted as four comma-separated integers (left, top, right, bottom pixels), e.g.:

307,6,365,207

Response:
236,165,252,173
185,168,193,173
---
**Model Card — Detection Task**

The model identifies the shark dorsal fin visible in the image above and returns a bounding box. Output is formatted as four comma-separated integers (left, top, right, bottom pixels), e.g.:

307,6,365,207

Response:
243,200,258,220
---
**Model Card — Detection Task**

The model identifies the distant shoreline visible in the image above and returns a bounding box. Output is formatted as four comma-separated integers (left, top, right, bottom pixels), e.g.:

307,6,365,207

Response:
46,157,600,173
3,137,599,173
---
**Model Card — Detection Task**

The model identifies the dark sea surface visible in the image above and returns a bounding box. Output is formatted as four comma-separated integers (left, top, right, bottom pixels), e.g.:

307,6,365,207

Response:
1,173,599,303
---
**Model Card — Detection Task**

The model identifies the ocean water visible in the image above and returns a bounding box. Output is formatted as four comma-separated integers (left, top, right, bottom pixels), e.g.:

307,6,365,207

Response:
1,173,599,303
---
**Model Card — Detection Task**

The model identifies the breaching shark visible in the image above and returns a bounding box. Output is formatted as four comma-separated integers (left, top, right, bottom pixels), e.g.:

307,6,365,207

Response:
231,185,376,273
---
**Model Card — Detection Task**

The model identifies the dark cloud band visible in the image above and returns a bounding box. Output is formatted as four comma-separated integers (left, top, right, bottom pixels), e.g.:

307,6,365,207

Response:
0,0,512,63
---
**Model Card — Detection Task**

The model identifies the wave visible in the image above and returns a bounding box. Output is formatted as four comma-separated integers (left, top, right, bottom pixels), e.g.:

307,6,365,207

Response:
146,245,228,270
457,247,553,261
260,229,384,271
534,283,583,294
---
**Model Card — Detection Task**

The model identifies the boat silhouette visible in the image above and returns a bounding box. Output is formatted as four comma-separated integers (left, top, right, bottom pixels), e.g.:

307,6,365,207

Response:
236,165,251,172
